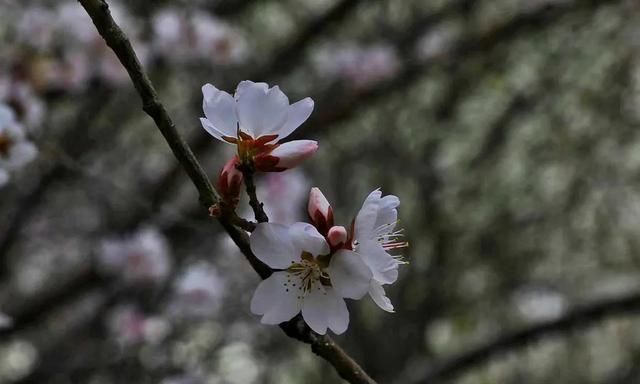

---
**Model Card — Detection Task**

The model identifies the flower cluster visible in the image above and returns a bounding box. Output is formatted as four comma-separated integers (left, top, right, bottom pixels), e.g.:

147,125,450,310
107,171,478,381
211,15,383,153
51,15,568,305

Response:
0,103,38,187
201,80,407,335
249,188,406,334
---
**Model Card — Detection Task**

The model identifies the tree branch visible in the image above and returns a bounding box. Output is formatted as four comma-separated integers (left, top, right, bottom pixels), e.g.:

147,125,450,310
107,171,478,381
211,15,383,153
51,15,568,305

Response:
405,290,640,384
76,1,375,383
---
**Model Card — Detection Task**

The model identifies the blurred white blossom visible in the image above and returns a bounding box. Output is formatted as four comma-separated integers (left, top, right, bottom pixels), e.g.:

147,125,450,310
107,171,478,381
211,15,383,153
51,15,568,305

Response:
169,262,226,319
98,227,172,284
107,305,171,346
259,169,310,224
313,43,399,89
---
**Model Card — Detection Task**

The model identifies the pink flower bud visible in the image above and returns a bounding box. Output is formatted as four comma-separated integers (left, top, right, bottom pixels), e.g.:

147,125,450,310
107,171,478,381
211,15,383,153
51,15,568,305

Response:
218,156,243,206
254,140,318,172
308,187,333,235
327,225,347,249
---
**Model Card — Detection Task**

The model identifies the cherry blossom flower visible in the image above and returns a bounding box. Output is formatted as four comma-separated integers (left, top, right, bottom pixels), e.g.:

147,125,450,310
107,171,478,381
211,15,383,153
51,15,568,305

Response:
308,187,407,313
98,227,172,284
351,189,407,312
200,81,317,172
249,222,372,335
0,103,38,187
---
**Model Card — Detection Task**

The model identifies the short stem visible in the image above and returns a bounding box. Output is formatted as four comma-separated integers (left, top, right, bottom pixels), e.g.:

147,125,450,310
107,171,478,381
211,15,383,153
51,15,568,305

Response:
230,213,257,232
242,169,269,223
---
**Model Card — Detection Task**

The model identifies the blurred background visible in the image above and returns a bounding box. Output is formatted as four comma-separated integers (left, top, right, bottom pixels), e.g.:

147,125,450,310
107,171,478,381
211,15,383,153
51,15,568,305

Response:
1,0,640,383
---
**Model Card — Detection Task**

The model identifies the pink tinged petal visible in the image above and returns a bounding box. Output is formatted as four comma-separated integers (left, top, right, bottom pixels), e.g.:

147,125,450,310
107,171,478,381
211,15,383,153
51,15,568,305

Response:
201,83,237,137
250,223,300,269
250,271,302,324
269,140,318,170
302,286,349,335
327,226,347,248
328,249,372,299
357,240,399,285
308,187,332,223
236,82,289,138
288,222,329,256
277,97,314,140
355,189,382,240
369,281,394,313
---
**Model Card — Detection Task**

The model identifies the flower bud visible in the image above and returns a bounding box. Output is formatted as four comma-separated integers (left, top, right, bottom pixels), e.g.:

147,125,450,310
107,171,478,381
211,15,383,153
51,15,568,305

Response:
327,225,348,249
218,156,243,207
254,140,318,172
308,187,333,235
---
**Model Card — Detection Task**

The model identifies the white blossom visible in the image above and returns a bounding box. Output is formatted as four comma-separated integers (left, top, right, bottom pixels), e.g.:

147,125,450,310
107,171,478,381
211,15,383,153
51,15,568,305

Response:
200,81,317,172
351,189,407,312
249,222,372,334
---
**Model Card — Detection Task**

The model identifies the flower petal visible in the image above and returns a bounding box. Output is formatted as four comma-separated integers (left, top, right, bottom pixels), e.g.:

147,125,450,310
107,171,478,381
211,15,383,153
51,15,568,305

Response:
375,195,400,231
237,82,289,138
288,222,329,256
302,286,349,335
355,189,383,240
250,271,302,324
269,140,318,170
250,223,300,269
202,83,237,137
277,97,314,140
328,249,372,299
357,240,399,285
200,117,229,142
369,280,394,312
235,80,268,101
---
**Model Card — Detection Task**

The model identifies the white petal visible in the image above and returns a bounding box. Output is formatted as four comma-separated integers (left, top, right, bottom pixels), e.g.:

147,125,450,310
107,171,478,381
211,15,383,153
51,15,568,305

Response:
357,240,399,285
202,83,237,137
277,97,314,140
200,117,229,142
369,281,394,312
328,250,372,299
375,195,400,231
250,271,302,324
288,222,329,256
355,189,382,241
250,223,300,269
237,83,289,137
235,80,268,101
302,286,349,335
269,140,318,169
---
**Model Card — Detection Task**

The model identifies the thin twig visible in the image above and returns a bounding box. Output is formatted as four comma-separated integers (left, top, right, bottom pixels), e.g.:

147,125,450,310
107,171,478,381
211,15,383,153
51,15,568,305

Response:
405,290,640,384
242,169,269,223
76,1,375,383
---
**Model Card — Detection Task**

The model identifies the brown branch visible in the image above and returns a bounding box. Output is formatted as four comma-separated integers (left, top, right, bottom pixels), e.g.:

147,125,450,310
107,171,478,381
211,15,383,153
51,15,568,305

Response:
241,169,269,223
405,290,640,384
76,1,375,383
